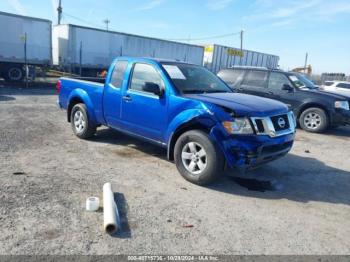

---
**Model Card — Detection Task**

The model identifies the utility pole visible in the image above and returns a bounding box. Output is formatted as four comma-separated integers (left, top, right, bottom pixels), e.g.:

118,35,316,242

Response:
240,29,244,65
20,33,29,88
79,41,82,76
57,0,62,25
304,52,308,74
103,19,110,31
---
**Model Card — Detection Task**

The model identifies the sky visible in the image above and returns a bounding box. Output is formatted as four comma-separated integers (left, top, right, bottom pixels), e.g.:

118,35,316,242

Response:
1,0,349,74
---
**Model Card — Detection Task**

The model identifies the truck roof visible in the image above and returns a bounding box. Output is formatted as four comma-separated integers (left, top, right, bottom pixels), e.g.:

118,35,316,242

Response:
225,66,283,72
115,56,197,66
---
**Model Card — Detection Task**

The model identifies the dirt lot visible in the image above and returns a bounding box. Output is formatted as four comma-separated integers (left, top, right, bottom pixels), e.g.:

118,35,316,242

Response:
0,87,349,255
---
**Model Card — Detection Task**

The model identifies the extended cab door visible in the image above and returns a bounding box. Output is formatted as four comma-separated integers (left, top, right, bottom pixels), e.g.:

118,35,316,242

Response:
238,70,269,97
121,62,167,143
103,60,129,128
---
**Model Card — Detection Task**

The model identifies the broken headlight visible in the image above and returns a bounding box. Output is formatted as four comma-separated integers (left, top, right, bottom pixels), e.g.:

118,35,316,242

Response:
222,118,254,135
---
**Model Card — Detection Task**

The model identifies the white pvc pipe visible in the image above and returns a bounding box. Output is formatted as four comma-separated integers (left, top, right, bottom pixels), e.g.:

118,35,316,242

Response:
103,183,118,234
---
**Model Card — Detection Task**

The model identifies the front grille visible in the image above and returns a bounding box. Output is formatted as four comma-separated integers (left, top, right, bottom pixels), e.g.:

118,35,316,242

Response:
270,114,290,131
250,111,295,137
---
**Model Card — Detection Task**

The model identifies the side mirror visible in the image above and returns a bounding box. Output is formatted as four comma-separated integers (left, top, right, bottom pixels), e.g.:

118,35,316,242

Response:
282,84,293,92
143,82,163,97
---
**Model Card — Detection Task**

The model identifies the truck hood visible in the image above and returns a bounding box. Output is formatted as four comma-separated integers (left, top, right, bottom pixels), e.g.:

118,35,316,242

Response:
319,90,350,99
302,89,350,100
184,92,288,117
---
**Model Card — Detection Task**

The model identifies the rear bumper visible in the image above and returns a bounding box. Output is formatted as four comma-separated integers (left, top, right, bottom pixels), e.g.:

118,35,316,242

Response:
57,99,63,109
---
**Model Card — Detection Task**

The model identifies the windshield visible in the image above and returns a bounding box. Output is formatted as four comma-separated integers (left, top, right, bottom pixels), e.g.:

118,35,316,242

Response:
288,73,318,89
161,62,232,94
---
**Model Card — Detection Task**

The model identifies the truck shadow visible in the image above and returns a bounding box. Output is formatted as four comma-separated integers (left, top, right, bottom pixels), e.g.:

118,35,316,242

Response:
0,95,16,102
0,86,57,96
92,128,167,160
210,153,350,206
323,126,350,137
93,128,349,206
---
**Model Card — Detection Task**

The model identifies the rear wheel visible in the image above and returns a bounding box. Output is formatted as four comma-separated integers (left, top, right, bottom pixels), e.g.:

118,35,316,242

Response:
299,107,328,133
5,66,24,82
174,130,224,185
70,103,96,139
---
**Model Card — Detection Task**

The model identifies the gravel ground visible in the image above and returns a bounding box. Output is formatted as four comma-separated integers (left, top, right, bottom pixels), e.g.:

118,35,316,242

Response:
0,87,349,255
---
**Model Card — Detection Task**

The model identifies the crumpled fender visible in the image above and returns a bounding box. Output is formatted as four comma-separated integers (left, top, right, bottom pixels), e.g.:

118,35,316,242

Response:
68,88,98,124
209,124,248,167
165,102,240,162
165,108,216,143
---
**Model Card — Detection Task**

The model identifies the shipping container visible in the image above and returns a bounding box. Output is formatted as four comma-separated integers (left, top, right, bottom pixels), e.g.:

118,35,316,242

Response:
0,11,52,81
203,44,279,73
53,24,204,75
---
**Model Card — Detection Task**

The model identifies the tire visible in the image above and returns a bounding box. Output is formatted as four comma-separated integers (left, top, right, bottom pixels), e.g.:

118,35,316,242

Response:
70,103,96,139
174,130,224,185
6,66,24,82
299,107,329,133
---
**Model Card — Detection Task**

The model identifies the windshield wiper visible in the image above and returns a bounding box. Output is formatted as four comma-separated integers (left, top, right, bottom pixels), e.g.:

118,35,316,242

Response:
205,90,231,93
182,90,206,94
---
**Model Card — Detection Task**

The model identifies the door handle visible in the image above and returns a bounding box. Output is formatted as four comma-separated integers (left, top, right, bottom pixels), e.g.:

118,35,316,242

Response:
267,91,274,95
122,95,132,102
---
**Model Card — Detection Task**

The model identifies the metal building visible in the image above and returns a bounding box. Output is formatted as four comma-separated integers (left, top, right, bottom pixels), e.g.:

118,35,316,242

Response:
203,44,279,73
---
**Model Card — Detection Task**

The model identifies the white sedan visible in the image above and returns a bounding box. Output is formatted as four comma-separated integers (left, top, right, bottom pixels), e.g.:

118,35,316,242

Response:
322,81,350,93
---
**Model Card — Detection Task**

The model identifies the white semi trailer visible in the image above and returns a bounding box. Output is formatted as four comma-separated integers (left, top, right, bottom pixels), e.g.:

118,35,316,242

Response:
0,11,52,81
52,24,205,76
204,44,280,73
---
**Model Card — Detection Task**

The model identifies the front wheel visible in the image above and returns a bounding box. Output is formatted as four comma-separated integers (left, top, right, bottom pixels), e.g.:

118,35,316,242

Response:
174,130,224,185
299,107,329,133
70,103,96,139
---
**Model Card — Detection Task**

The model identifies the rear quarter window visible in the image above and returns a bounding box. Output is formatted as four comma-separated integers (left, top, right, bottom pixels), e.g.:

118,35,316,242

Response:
217,69,245,87
110,61,128,88
241,70,268,88
336,83,350,89
324,81,334,86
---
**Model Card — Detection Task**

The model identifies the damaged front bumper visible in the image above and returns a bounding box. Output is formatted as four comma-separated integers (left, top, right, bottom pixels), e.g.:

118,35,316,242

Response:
210,124,295,169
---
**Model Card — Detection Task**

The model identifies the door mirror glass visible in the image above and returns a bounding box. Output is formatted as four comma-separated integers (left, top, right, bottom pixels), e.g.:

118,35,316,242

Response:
282,84,293,91
143,82,163,96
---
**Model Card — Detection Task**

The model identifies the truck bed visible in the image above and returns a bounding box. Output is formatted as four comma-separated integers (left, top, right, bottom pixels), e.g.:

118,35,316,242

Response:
68,77,106,84
58,77,106,124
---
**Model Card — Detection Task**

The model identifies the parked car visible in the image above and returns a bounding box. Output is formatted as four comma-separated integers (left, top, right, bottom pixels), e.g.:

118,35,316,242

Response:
218,67,350,133
322,81,350,93
58,57,296,185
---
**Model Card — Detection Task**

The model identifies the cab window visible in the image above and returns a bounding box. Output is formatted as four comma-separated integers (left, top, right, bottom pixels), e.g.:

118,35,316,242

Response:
130,63,164,94
268,72,291,90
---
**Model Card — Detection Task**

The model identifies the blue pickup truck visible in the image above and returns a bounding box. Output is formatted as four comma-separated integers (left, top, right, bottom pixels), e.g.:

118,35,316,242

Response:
57,57,296,185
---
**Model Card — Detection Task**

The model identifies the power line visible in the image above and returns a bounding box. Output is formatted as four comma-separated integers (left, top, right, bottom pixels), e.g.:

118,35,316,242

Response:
62,12,103,29
61,12,243,45
167,31,241,41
